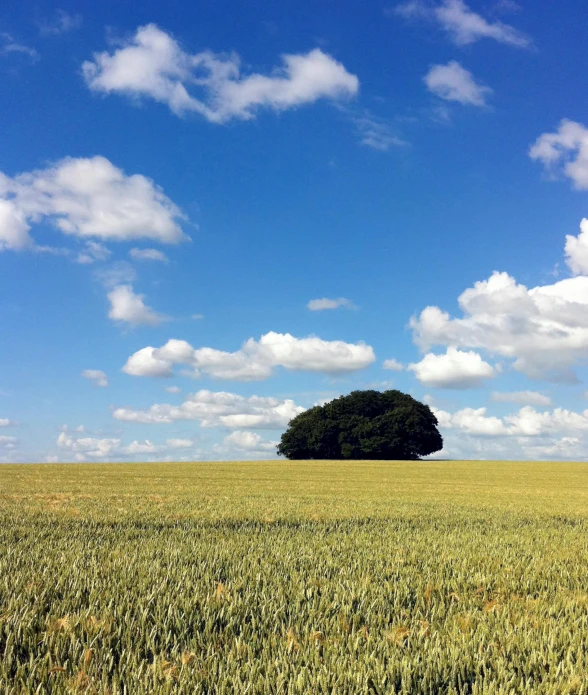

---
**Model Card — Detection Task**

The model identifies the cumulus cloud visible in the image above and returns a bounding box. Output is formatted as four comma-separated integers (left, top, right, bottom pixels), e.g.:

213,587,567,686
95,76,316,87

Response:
56,430,197,460
113,389,305,429
307,297,356,311
107,285,167,327
223,430,278,453
123,332,375,380
432,403,588,462
429,431,586,462
424,61,492,106
434,406,506,435
129,247,169,262
383,358,404,371
81,369,109,387
491,391,552,407
530,120,588,191
504,406,588,437
522,436,584,461
122,346,174,377
565,219,588,275
409,347,496,388
526,437,586,461
0,156,187,252
394,0,530,47
430,431,585,462
426,390,588,460
83,24,359,123
0,436,17,449
435,404,588,438
164,385,182,394
0,199,33,250
57,431,120,459
124,440,162,455
410,256,588,382
0,419,17,427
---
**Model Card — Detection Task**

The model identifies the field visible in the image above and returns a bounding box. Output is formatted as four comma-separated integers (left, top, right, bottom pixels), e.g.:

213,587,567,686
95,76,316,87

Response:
1,460,588,694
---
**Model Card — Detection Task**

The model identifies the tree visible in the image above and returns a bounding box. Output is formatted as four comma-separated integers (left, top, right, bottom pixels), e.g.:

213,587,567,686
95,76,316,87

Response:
277,390,443,460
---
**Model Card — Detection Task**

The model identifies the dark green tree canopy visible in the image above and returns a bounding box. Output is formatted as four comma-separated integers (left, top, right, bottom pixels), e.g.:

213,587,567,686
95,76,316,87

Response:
277,390,443,460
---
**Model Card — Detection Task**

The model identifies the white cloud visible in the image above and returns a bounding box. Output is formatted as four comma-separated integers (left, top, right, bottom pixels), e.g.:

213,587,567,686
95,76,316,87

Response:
530,120,588,191
76,241,111,264
307,297,356,311
164,385,182,393
0,419,17,427
223,430,275,451
39,10,82,36
124,440,162,455
383,358,404,371
565,219,588,275
107,285,167,327
522,436,584,461
0,199,33,250
0,435,17,448
56,430,197,460
410,254,588,382
392,1,429,19
426,399,588,460
223,430,278,454
123,332,375,380
424,61,492,106
491,391,552,406
409,347,496,388
57,431,120,459
95,261,136,288
210,332,374,374
123,346,174,377
352,112,408,151
129,247,169,263
113,389,305,429
83,24,359,123
167,438,194,448
0,32,39,60
82,369,109,387
435,404,588,438
0,156,187,251
394,0,530,47
429,431,587,462
504,406,588,437
433,406,506,435
434,0,529,46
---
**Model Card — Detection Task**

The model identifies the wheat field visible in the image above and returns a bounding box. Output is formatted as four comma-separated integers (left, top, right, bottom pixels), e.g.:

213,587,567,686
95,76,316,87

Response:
1,460,587,693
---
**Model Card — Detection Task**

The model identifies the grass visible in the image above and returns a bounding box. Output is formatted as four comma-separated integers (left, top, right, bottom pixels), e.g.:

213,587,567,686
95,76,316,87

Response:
1,459,588,693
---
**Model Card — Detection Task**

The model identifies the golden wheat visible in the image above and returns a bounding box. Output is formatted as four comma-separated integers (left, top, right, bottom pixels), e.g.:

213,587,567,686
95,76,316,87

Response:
0,459,587,693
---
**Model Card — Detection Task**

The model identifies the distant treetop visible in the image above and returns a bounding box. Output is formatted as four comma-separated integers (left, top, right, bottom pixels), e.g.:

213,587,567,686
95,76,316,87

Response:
277,389,443,460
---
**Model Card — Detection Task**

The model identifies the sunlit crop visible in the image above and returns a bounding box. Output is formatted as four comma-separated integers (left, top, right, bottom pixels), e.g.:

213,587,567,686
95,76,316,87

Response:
1,460,587,693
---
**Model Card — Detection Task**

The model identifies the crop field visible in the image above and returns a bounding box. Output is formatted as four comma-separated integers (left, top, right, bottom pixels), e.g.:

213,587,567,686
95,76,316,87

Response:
1,460,588,694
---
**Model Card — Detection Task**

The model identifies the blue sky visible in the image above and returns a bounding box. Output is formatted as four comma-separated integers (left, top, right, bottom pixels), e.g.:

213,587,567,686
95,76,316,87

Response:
2,0,588,462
